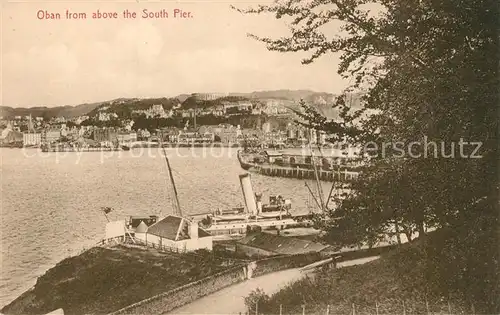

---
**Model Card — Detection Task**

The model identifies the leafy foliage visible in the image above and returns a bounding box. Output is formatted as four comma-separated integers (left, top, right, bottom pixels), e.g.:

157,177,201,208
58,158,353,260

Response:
244,288,271,314
237,0,498,312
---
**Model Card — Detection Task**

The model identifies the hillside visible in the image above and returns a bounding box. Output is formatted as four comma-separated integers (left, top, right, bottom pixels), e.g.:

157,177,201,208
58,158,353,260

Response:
248,229,498,315
1,245,241,315
86,97,180,117
0,103,102,119
0,90,364,120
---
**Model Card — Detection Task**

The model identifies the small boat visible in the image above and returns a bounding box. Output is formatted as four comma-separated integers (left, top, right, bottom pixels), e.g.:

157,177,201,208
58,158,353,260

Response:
121,145,130,151
237,150,255,170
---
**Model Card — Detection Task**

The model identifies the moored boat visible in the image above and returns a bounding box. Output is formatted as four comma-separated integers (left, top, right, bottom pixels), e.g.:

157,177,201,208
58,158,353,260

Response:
191,173,316,241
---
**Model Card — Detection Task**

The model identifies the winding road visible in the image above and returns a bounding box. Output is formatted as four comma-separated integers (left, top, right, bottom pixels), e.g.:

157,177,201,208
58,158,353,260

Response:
168,256,380,315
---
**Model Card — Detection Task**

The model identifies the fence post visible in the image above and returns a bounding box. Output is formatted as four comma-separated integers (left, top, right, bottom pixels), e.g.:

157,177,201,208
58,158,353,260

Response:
302,304,306,315
279,304,283,315
255,301,258,315
402,301,406,315
352,303,356,315
326,304,330,315
375,301,379,315
447,300,451,315
425,298,430,315
471,303,475,315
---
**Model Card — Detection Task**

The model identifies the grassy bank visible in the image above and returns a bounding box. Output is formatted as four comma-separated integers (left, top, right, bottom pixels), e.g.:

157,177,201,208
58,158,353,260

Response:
248,229,498,315
2,245,242,315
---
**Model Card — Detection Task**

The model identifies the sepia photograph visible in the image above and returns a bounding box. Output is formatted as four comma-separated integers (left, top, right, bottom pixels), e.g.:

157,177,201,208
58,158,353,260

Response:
0,0,497,314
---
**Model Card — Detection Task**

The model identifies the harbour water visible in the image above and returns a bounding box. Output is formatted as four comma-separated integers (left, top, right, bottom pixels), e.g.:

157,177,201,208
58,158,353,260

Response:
0,147,332,306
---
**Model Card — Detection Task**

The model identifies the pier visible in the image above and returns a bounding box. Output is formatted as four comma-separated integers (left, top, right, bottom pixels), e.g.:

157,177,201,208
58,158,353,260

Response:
237,150,360,182
41,146,122,152
255,165,358,182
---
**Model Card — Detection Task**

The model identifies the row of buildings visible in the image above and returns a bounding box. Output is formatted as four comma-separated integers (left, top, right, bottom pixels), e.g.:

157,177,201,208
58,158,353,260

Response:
0,121,329,148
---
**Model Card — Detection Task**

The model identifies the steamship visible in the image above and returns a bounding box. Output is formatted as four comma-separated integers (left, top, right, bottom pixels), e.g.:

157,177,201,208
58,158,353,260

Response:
191,173,314,241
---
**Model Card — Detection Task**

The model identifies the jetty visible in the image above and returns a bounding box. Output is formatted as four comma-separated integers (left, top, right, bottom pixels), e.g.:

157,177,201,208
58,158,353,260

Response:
237,150,359,182
41,146,122,152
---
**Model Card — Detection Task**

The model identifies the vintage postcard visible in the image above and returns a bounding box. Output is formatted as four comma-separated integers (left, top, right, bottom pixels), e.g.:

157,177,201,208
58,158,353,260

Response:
0,0,497,314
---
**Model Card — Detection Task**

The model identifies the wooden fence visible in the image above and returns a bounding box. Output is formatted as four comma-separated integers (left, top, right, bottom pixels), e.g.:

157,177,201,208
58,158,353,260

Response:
244,298,476,315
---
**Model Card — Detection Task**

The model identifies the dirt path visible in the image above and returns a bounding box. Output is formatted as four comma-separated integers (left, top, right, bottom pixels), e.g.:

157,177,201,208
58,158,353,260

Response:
168,256,379,315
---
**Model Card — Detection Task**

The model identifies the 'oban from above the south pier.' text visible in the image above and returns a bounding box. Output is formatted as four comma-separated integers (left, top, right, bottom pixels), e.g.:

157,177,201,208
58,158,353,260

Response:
36,9,193,20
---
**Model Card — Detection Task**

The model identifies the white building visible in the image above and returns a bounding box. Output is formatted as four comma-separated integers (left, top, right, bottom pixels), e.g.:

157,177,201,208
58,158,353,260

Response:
44,129,62,143
23,133,42,146
192,93,228,101
144,215,213,252
129,132,137,142
132,105,170,118
150,104,166,117
97,112,117,121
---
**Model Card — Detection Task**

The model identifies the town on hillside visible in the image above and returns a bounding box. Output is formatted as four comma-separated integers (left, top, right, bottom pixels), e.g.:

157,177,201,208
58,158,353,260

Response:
0,92,343,149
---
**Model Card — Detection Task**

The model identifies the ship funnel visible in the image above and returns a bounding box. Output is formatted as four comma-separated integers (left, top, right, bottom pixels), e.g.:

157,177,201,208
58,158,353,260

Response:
255,193,263,214
239,173,258,215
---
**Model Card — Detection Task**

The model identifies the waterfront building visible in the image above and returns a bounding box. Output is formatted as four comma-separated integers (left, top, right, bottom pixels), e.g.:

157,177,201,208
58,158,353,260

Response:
137,129,151,140
0,126,23,145
116,132,131,145
23,132,42,146
115,131,137,145
92,128,117,144
177,131,215,144
43,129,62,144
264,150,283,164
211,124,239,145
264,131,286,146
158,127,180,142
129,132,137,142
145,215,213,252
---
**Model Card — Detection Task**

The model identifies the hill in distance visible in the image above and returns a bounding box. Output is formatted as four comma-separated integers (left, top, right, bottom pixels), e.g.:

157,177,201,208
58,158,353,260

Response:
0,90,362,119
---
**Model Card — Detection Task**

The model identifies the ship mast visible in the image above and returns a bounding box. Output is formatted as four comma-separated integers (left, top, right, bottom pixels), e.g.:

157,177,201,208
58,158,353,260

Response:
161,145,182,217
308,140,326,212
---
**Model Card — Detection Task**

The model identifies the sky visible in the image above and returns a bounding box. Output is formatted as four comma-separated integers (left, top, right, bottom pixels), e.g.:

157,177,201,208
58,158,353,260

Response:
1,0,350,108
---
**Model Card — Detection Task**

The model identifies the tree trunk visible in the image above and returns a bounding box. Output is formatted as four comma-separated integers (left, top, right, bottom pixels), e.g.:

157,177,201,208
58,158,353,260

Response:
394,221,402,245
404,229,413,242
417,220,425,238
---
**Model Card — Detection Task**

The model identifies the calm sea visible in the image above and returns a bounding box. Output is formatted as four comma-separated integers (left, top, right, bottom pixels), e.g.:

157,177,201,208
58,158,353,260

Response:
0,147,331,306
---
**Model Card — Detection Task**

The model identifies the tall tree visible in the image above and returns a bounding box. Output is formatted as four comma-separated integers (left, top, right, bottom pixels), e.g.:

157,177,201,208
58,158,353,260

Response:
236,0,498,312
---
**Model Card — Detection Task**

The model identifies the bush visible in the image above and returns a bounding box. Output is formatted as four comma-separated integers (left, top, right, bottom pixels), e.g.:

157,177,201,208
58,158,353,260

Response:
244,288,271,314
